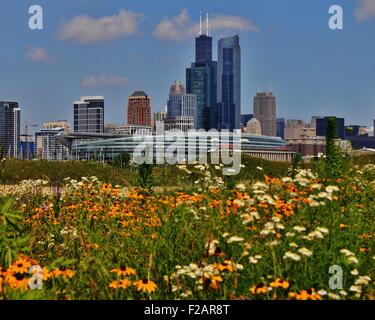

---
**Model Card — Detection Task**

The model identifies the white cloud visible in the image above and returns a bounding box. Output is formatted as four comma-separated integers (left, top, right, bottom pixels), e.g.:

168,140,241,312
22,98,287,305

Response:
26,47,50,63
81,74,130,88
354,0,375,21
59,9,143,44
154,9,259,41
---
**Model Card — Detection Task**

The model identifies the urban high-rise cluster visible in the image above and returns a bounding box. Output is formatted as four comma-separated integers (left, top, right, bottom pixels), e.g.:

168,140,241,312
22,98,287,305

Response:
1,14,375,162
186,18,241,131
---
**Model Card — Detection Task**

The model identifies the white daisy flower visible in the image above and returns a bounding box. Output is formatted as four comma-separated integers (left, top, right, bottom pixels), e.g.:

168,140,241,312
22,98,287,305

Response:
283,251,301,262
298,247,313,257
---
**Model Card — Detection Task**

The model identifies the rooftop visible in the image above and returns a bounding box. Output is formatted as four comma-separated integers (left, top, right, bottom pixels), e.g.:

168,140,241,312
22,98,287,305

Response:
130,91,148,98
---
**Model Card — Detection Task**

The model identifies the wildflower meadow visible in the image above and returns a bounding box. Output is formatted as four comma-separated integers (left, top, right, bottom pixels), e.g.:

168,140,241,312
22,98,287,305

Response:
0,155,374,300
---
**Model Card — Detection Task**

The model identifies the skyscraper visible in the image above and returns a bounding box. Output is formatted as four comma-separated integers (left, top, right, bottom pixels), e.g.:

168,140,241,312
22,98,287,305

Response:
253,92,277,137
74,96,104,133
127,91,151,127
165,81,197,132
216,35,241,131
316,117,345,139
186,18,217,130
0,101,21,158
277,118,285,139
195,35,212,64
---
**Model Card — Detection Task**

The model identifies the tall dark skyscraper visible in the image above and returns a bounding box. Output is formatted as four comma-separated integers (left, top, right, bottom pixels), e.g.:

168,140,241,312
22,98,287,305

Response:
216,35,241,131
74,96,104,133
195,35,212,64
277,118,285,139
0,101,21,158
186,18,217,130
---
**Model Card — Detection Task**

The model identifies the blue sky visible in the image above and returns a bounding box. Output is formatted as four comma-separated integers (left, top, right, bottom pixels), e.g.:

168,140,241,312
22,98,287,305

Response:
0,0,374,132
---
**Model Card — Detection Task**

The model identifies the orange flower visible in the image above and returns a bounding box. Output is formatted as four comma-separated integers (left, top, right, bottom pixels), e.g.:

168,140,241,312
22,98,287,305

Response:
5,273,29,291
39,267,52,281
209,275,223,290
52,266,75,279
109,279,132,289
250,283,268,295
289,288,322,300
111,266,137,277
270,278,290,289
216,260,235,272
135,279,157,294
9,257,32,275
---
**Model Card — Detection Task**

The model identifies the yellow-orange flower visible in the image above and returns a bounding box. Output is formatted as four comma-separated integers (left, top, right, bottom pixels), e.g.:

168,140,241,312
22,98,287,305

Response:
250,283,268,295
135,279,157,294
270,278,290,289
111,266,137,277
5,273,29,291
9,258,32,274
209,275,223,290
216,260,235,272
289,288,322,300
52,266,75,279
109,279,132,289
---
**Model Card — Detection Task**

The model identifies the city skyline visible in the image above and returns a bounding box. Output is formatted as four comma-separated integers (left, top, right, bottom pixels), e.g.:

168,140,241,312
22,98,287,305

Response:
0,0,375,132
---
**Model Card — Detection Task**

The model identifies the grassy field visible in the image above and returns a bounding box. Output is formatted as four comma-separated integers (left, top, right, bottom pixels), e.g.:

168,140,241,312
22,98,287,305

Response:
0,156,374,300
0,156,291,187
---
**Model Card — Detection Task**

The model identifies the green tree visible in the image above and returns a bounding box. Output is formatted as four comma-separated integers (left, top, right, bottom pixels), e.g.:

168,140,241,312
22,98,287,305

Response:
136,163,154,190
325,117,344,179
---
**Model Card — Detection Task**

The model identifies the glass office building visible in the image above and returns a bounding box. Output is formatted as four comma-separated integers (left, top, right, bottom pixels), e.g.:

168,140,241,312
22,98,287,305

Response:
195,35,213,64
186,34,217,131
316,117,345,139
0,101,21,158
74,96,104,133
166,81,197,132
167,81,197,119
216,35,241,131
277,118,285,139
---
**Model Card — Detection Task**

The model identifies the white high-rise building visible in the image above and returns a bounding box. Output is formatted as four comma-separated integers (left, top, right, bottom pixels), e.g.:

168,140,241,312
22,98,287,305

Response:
165,81,197,132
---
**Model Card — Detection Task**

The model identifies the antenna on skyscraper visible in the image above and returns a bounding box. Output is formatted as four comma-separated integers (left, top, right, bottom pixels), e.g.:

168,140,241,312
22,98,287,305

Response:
199,11,202,36
206,12,209,36
269,81,273,93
